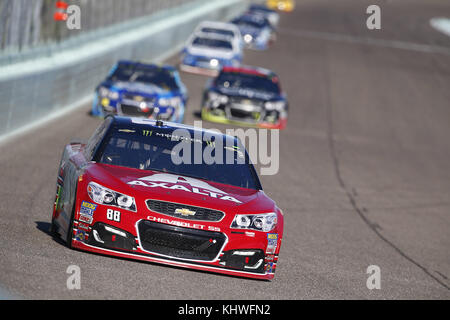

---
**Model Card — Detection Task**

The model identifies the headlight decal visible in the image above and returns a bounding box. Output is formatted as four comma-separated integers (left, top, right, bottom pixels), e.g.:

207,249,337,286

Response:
265,100,285,111
87,181,137,212
98,87,119,100
208,91,228,107
231,212,278,232
108,90,120,100
158,96,182,108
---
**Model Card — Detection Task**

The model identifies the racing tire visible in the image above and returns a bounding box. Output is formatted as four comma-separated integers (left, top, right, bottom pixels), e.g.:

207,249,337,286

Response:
65,201,77,249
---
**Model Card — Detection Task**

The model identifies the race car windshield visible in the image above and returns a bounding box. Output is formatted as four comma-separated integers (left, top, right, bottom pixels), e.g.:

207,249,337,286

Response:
249,5,273,13
216,72,280,95
200,27,235,38
192,37,233,50
95,127,262,190
108,64,178,90
234,19,267,29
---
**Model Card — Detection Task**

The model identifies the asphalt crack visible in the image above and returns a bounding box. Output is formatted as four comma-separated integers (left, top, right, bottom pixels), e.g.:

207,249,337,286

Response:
324,59,450,291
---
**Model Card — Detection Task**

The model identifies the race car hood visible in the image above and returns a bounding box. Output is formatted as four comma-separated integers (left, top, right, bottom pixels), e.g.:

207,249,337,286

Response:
85,163,276,214
187,45,236,60
216,86,279,101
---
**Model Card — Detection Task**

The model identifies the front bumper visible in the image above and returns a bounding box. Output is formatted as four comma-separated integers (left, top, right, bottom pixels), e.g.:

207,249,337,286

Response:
71,201,281,280
201,107,287,130
179,55,240,77
91,94,184,123
244,39,270,51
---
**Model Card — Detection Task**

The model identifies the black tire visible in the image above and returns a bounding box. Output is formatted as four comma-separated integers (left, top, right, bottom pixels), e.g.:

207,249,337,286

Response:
50,217,58,237
65,202,76,249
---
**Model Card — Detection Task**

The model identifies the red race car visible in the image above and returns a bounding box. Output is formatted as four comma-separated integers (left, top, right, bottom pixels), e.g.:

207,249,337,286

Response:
51,116,283,280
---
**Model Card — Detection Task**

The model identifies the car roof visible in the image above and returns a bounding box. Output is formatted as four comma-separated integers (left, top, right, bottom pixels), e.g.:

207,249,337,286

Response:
188,33,236,50
196,20,240,32
191,32,234,42
192,31,239,44
116,60,176,72
109,116,241,145
234,13,268,24
221,65,276,78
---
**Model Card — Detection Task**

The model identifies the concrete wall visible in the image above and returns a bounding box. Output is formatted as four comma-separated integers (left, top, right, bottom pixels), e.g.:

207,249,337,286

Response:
0,0,247,140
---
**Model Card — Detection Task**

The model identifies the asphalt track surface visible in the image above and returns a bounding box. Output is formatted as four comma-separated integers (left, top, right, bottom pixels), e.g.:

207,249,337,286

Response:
1,0,450,299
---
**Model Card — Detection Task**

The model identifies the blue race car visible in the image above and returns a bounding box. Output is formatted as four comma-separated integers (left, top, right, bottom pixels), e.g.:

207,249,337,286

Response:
247,4,280,28
231,13,275,50
92,61,188,122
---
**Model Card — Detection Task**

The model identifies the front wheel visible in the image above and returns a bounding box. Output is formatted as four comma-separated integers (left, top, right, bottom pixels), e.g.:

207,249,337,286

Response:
50,217,58,237
65,202,76,249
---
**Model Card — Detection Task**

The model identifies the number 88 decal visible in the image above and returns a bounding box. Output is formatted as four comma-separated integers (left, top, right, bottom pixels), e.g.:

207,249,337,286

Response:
107,209,121,222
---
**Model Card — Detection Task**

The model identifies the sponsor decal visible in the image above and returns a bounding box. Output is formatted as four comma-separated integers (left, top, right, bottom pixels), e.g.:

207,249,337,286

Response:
118,129,135,133
267,233,278,240
79,201,97,224
55,185,62,209
77,222,90,230
79,215,93,224
265,254,275,262
265,262,274,273
75,229,85,241
266,233,278,254
146,216,220,232
128,173,242,204
81,201,97,212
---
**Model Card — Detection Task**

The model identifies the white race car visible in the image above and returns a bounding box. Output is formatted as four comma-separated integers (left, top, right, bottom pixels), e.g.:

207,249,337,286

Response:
180,32,243,76
193,20,244,50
